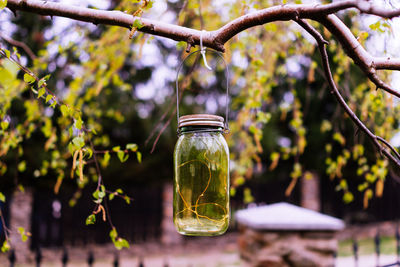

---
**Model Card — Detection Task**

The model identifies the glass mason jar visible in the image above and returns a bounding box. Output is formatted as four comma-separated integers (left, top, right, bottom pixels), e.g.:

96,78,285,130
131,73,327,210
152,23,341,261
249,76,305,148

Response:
173,114,230,236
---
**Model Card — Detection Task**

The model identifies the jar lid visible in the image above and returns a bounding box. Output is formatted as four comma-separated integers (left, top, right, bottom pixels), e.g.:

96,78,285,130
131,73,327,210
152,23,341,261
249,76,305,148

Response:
178,114,225,128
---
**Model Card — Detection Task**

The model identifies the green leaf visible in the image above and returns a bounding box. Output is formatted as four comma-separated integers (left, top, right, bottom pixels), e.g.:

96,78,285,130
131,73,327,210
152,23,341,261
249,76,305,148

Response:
230,187,236,197
143,0,154,10
69,199,76,207
243,187,254,204
37,87,46,99
343,191,354,204
124,196,131,204
0,192,5,202
92,190,99,199
1,121,9,130
38,79,46,88
22,234,28,242
72,136,85,149
116,189,123,194
109,193,115,201
45,94,53,103
1,240,10,253
136,151,142,163
3,49,10,58
117,151,129,163
86,214,96,225
18,227,28,242
17,161,26,172
60,105,69,116
98,191,106,199
112,146,120,152
24,73,35,84
0,0,6,10
74,117,83,130
114,237,129,250
110,228,118,240
126,143,138,152
132,19,144,29
18,184,25,193
333,132,346,146
103,152,110,167
176,41,186,50
85,148,93,159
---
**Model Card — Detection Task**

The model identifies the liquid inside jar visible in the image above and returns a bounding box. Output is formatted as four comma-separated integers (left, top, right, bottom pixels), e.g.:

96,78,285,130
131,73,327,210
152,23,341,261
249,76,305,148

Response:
173,129,229,236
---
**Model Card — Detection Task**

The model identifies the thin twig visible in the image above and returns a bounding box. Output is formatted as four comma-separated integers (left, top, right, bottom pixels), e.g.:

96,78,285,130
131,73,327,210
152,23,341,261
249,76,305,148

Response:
0,208,10,242
376,136,400,161
88,137,115,229
0,34,37,60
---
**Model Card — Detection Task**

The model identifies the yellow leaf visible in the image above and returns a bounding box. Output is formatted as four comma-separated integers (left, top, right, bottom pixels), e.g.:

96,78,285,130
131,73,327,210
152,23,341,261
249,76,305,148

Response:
79,150,84,182
363,189,372,209
269,152,280,171
54,176,63,194
375,179,384,198
71,150,79,179
285,178,298,197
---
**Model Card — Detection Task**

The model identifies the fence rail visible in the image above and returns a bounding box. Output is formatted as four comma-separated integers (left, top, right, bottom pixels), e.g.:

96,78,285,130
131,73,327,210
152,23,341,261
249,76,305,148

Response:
352,225,400,267
7,248,167,267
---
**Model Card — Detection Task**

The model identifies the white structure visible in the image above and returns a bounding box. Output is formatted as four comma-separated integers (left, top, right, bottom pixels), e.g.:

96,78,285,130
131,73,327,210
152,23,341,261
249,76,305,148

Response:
236,202,345,267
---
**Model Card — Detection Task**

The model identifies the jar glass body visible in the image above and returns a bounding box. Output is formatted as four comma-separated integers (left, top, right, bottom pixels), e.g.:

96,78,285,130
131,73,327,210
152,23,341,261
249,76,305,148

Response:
173,127,230,236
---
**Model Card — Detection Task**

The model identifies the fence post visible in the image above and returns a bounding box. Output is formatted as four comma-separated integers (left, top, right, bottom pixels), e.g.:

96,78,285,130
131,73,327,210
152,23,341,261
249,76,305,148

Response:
375,230,380,267
113,252,119,267
8,250,15,267
353,238,358,267
35,247,42,267
396,224,400,264
138,256,144,267
62,248,68,267
87,251,94,267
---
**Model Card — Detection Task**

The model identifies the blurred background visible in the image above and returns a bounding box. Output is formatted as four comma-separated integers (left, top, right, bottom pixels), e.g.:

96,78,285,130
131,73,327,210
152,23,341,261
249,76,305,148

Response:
1,0,400,266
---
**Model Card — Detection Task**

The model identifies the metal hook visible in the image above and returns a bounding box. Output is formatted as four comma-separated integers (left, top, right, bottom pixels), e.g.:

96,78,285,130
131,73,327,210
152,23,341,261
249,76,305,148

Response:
200,30,212,70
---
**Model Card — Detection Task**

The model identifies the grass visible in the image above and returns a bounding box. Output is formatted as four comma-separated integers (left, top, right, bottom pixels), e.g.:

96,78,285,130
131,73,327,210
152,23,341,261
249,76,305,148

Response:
339,236,399,257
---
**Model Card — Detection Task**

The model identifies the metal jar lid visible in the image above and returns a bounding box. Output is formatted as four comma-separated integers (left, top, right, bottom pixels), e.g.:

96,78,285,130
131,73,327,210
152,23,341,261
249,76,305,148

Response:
178,114,225,128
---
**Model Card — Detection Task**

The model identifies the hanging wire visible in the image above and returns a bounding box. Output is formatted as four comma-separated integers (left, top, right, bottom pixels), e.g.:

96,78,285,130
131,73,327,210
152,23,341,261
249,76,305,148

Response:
175,49,230,132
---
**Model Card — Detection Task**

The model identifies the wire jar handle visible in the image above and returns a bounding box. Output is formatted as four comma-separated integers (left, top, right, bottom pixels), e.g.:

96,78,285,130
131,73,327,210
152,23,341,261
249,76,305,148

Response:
175,48,230,132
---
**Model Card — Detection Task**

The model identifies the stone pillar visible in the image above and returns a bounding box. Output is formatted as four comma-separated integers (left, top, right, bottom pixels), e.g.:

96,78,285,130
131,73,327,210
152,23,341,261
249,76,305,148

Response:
161,183,182,245
301,172,320,212
9,189,33,262
236,202,344,267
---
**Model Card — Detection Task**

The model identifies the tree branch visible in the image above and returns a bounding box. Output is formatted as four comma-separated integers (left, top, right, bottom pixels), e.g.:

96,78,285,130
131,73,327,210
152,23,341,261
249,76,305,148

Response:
0,33,37,60
316,15,400,98
6,0,400,55
6,0,400,97
5,0,400,168
6,0,224,51
295,18,400,169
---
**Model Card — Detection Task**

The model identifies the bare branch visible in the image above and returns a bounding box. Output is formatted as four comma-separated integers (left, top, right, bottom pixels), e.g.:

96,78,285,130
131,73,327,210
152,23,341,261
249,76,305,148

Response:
0,34,37,60
6,0,224,51
6,0,400,56
376,136,400,161
296,18,400,169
